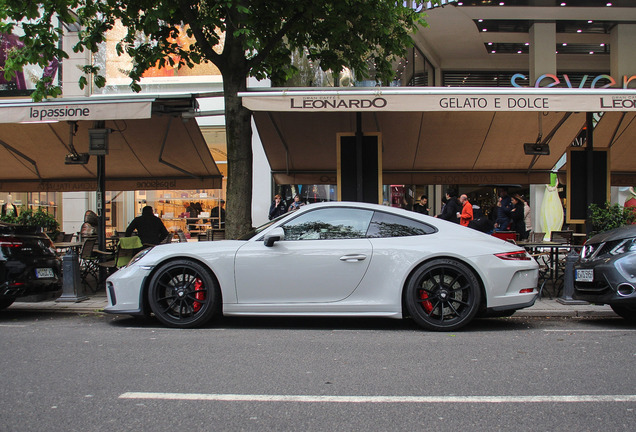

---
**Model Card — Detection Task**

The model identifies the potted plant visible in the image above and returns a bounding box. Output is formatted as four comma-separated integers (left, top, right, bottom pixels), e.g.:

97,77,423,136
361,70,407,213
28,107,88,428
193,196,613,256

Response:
587,202,636,236
0,208,60,239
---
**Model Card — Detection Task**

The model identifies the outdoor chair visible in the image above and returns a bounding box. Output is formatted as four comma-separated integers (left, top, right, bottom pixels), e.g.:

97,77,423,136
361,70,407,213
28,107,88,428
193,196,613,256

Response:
98,236,144,273
492,231,516,242
79,237,101,291
530,232,546,242
550,230,573,244
177,230,188,242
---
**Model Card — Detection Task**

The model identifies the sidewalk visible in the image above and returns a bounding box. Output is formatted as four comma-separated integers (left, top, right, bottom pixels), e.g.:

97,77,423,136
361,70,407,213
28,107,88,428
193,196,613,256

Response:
6,294,618,318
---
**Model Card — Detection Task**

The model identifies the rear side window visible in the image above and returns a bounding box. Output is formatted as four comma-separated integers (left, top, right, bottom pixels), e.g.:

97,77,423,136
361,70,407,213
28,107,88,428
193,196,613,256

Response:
366,212,436,238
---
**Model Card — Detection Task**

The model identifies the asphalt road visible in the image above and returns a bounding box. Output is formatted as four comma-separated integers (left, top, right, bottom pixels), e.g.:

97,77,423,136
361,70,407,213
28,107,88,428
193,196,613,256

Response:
0,311,635,432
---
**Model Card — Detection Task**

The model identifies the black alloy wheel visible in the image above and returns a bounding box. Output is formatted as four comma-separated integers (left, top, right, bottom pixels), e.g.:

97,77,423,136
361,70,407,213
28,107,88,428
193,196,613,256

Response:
148,259,219,328
406,259,481,331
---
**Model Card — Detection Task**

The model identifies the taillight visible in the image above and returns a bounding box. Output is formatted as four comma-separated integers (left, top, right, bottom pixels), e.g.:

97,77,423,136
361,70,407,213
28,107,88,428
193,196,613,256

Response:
0,237,23,248
495,251,531,260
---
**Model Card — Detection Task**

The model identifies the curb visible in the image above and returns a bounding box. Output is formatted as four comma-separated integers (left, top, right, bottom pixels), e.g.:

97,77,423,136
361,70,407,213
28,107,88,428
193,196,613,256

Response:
7,298,619,319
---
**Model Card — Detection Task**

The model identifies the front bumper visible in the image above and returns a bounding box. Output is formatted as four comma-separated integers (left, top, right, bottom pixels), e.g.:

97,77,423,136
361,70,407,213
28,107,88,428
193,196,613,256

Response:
103,264,152,316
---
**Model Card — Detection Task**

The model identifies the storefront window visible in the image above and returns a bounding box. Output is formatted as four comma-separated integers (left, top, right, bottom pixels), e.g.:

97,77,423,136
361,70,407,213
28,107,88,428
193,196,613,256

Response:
0,192,60,220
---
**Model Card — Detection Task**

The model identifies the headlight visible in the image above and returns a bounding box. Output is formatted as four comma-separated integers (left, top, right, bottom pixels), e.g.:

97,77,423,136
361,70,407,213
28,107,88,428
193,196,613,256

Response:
610,238,636,256
126,247,152,267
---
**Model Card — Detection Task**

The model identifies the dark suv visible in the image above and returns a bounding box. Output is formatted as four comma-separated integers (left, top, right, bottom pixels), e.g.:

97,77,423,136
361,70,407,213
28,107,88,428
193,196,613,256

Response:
1,222,62,310
573,225,636,322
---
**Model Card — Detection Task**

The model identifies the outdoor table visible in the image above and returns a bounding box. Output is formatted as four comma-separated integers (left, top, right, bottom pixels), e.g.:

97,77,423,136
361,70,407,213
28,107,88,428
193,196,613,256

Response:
517,241,583,291
53,241,84,254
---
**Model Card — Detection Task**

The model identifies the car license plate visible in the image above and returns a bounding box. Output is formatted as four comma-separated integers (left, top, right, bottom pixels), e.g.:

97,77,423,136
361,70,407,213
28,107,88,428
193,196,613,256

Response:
35,268,54,278
575,269,594,282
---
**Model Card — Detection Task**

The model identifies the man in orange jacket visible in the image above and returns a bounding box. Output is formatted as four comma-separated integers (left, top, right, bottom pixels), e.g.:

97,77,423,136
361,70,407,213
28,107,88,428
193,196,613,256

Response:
459,194,474,227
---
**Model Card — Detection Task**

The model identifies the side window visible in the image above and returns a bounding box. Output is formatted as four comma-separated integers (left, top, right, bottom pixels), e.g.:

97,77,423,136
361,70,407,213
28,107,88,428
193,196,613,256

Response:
282,208,374,240
367,211,436,238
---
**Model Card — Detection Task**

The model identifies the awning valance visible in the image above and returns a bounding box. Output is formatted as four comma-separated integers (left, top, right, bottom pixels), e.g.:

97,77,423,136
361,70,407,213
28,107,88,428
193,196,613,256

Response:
0,95,222,192
241,87,636,186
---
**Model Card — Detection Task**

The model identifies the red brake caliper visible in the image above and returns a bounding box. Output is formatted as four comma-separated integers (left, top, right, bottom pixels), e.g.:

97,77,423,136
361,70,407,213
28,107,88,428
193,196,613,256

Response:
193,278,205,312
419,290,433,314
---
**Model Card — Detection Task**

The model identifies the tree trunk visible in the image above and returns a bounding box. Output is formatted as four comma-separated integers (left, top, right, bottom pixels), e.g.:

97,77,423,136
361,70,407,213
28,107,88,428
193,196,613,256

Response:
223,70,253,239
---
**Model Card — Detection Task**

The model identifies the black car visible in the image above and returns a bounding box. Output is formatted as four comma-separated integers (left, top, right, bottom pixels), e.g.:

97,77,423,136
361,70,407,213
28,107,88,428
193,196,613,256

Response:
1,222,62,310
573,224,636,322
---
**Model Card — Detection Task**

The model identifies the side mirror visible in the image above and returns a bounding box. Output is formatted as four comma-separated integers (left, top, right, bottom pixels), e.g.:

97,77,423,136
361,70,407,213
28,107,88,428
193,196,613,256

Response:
264,227,285,247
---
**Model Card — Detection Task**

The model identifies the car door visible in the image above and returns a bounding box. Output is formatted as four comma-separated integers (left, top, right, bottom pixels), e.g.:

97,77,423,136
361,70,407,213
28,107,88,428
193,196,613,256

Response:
234,207,374,303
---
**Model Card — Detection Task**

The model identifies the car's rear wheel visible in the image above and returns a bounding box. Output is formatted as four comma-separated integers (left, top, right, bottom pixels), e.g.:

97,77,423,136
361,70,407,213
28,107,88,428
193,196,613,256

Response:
610,304,636,323
148,260,219,328
406,259,481,331
0,298,16,310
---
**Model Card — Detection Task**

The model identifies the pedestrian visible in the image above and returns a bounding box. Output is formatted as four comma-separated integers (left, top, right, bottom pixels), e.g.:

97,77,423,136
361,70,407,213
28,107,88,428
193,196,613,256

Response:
459,194,474,226
288,194,305,212
125,206,170,245
413,195,429,215
184,201,199,231
79,210,99,238
509,194,526,240
436,188,460,223
495,188,512,231
468,205,495,234
210,199,226,228
268,194,287,220
516,194,532,240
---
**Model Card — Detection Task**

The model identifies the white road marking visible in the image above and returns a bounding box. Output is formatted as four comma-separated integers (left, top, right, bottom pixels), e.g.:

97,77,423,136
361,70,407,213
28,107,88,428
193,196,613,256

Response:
0,324,27,328
544,329,636,332
119,392,636,404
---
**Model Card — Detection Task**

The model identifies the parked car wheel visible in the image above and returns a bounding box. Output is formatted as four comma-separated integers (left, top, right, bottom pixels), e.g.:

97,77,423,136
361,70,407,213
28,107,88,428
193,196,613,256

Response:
610,304,636,323
405,259,481,331
0,298,16,310
148,260,219,328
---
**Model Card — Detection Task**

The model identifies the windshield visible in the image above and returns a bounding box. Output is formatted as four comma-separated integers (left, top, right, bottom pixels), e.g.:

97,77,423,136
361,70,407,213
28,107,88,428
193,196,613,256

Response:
237,213,288,240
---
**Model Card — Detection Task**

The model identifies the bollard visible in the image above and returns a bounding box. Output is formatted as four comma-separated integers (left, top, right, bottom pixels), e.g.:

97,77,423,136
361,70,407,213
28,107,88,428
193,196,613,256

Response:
56,248,88,303
556,249,588,305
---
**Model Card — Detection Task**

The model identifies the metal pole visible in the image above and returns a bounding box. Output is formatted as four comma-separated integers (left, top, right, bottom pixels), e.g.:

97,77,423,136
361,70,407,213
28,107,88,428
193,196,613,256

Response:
557,249,588,305
355,112,363,202
56,249,88,302
97,153,107,286
585,112,594,235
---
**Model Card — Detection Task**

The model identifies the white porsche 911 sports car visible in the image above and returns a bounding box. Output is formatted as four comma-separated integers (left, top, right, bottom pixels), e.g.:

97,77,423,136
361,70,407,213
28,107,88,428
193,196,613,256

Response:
104,201,538,331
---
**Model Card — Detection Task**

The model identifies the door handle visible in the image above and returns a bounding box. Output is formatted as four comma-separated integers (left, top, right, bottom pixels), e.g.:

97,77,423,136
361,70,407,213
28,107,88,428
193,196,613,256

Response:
340,254,367,262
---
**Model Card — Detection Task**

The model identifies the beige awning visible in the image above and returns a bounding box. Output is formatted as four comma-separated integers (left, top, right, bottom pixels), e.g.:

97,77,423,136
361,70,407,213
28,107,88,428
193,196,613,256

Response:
0,95,222,192
241,87,636,186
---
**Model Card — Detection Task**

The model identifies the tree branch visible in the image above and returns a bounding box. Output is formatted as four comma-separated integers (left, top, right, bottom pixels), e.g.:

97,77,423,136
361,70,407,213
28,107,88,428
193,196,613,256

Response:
177,0,225,70
245,9,306,73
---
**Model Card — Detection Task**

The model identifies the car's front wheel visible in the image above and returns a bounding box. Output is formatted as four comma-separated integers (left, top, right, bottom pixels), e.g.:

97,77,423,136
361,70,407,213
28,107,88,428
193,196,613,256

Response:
148,260,220,328
405,259,481,331
611,304,636,323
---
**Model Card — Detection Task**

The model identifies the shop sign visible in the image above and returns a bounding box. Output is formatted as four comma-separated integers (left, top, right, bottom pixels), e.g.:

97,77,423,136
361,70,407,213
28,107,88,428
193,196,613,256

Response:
242,89,636,113
511,73,636,89
0,100,153,124
431,173,507,185
290,96,387,110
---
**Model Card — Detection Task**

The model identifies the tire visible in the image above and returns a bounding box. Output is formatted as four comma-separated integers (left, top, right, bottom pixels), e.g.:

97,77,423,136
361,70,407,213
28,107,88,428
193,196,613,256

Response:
148,259,220,328
405,259,481,331
0,298,16,311
610,304,636,323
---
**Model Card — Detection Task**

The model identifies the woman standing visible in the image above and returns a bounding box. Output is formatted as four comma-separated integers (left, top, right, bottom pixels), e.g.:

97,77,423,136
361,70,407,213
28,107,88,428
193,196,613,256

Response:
510,194,526,240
